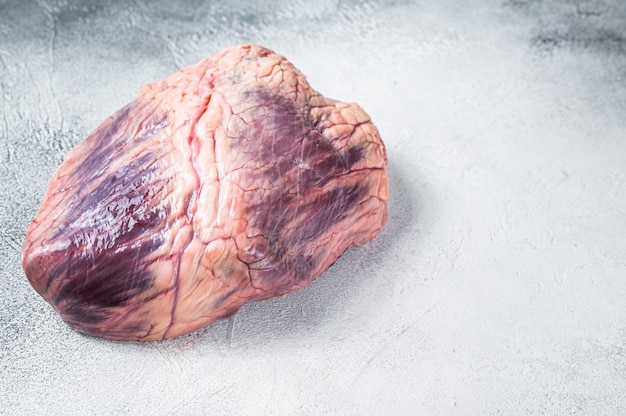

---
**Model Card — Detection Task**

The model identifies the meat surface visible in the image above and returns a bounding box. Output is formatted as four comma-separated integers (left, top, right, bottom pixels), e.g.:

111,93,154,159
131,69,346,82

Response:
21,44,388,341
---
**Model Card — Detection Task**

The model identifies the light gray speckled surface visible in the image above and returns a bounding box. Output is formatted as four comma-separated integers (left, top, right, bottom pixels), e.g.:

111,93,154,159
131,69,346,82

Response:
1,0,626,414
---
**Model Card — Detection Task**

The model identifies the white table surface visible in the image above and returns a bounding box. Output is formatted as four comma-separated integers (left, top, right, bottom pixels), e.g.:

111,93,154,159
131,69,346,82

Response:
1,0,625,414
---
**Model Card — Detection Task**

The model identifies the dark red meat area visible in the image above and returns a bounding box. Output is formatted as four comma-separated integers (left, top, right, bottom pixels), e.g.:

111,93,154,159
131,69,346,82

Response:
22,45,388,340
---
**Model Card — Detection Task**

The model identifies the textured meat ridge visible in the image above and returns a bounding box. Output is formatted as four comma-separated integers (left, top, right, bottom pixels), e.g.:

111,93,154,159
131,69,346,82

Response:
21,44,388,341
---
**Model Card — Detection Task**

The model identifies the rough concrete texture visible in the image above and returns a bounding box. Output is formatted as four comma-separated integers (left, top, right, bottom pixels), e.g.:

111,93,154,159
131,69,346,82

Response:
1,0,625,414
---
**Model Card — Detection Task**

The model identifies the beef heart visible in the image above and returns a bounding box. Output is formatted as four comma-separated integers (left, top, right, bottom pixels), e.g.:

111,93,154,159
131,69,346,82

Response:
21,44,388,341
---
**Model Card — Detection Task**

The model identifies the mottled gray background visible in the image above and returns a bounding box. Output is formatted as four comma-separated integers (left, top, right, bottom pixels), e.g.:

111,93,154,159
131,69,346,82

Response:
1,0,626,414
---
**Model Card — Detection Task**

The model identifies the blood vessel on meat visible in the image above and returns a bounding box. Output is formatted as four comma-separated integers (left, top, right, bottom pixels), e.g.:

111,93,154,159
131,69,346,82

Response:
21,44,388,341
